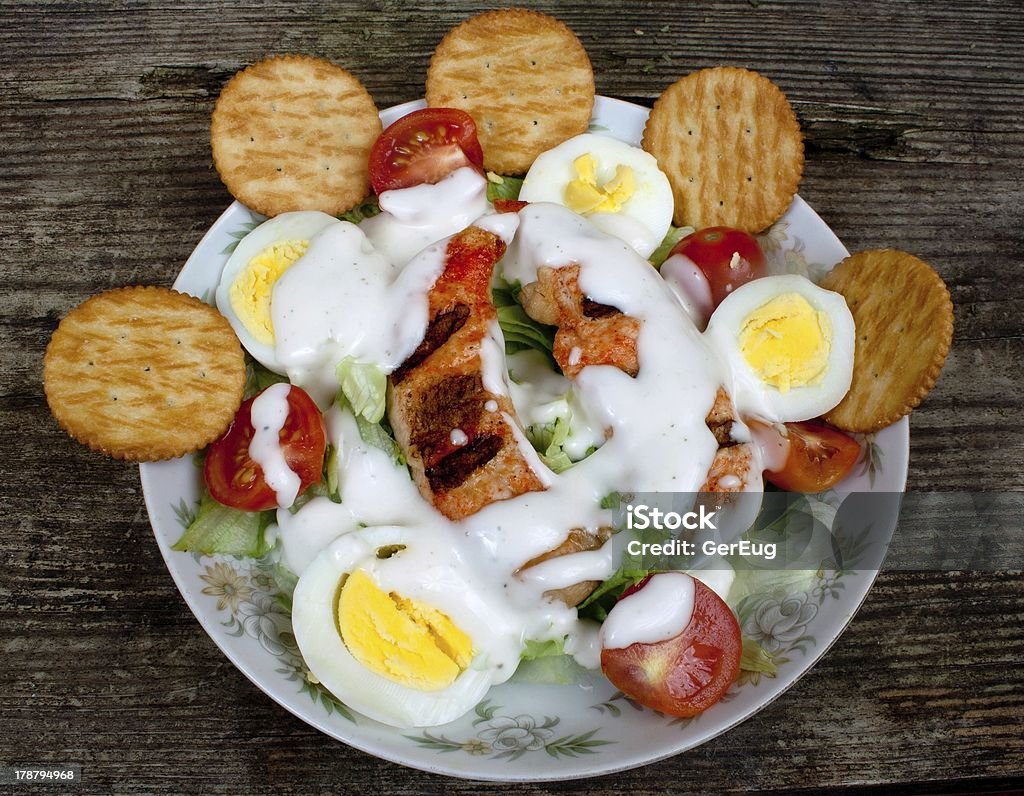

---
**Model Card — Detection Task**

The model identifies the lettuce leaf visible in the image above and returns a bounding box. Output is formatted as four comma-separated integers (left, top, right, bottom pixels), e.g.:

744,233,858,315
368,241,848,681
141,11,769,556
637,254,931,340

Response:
648,224,695,268
511,654,587,685
353,412,406,467
521,638,566,660
244,356,288,399
511,637,586,685
171,492,274,557
338,196,381,224
496,304,557,362
526,415,574,473
336,357,387,423
486,173,525,203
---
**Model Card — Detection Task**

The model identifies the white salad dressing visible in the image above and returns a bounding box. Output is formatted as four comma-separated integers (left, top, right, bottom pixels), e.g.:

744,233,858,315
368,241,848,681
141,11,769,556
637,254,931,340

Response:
599,572,696,650
361,166,489,267
247,382,301,508
275,189,756,697
661,252,715,330
270,223,447,405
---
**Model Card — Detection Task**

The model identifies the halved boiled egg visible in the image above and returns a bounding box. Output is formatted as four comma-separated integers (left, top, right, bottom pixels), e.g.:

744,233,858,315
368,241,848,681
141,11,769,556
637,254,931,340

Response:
215,211,340,373
704,274,855,423
291,525,521,728
518,133,674,258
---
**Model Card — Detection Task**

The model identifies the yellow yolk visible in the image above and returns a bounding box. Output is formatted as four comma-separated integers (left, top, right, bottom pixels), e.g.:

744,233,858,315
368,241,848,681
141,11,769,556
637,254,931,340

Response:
228,240,309,345
738,292,832,392
564,153,635,214
336,569,473,691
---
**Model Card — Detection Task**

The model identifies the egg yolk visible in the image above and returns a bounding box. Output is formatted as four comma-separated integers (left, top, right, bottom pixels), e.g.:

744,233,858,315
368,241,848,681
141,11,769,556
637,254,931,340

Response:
738,292,832,392
336,569,473,691
564,153,635,214
229,240,309,345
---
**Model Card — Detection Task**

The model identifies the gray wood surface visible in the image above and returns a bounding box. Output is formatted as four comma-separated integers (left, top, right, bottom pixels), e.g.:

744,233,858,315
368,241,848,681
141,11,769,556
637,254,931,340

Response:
2,0,1022,792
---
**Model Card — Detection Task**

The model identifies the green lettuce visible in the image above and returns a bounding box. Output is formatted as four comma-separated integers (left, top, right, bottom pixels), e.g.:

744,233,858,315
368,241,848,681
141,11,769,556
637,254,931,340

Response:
486,172,525,202
338,196,381,224
244,356,288,399
336,357,387,423
648,224,695,268
172,492,274,557
526,416,574,473
353,412,406,467
511,637,587,685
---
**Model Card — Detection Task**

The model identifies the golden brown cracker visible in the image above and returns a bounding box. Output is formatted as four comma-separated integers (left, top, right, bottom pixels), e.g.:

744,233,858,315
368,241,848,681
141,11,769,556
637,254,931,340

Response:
211,55,381,217
44,287,246,461
426,9,595,175
642,67,804,232
821,249,953,432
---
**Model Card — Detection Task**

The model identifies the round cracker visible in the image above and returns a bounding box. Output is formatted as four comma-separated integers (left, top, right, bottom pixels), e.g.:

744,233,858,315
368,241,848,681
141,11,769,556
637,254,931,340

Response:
211,55,381,217
821,249,953,432
426,9,595,175
44,287,246,461
642,67,804,232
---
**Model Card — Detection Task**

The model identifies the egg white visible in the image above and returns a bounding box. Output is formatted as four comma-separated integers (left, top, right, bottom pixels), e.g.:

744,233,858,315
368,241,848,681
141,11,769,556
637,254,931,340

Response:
704,274,855,423
216,211,340,373
291,525,516,728
518,133,674,258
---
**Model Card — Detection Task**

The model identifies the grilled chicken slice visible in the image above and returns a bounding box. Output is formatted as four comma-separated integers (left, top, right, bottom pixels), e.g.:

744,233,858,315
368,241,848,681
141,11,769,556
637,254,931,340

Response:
518,527,613,607
520,265,640,379
388,226,545,521
519,267,754,492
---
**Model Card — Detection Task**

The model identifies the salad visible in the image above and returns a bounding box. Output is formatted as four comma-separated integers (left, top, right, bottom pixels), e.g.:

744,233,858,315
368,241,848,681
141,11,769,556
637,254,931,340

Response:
171,104,867,729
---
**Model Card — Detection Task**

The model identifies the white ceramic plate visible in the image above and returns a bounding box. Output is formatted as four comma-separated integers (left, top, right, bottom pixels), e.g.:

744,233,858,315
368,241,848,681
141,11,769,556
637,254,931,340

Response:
141,96,908,781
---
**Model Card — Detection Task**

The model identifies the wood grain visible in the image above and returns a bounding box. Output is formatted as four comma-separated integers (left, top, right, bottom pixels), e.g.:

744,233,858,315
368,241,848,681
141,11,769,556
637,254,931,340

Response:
2,0,1022,792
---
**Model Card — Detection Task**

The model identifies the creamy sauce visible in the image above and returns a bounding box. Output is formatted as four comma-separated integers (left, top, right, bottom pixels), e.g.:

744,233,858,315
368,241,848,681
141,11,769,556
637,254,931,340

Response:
661,252,715,330
278,195,753,696
248,383,301,508
599,572,696,649
361,167,489,267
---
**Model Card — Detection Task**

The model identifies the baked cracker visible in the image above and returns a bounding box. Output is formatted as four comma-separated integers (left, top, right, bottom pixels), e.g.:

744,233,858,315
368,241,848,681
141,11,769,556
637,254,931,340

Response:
426,9,595,175
44,286,246,461
643,67,804,232
211,55,381,217
821,249,954,432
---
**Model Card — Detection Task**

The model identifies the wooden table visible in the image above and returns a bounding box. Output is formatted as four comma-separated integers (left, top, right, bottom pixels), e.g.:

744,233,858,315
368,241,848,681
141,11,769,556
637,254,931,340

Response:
3,1,1022,792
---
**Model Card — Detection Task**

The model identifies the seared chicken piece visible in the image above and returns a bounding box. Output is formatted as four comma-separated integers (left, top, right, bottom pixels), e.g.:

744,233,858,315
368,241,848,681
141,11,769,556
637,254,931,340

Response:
518,527,613,607
388,226,545,521
520,265,640,379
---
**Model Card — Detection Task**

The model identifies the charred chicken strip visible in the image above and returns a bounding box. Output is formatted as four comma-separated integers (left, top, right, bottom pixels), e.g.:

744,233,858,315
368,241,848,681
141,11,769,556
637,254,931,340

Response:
388,226,546,521
518,527,613,607
520,265,640,379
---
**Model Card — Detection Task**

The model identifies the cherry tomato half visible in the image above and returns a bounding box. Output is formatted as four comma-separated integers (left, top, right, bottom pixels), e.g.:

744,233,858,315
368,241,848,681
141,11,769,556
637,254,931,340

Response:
601,574,742,717
368,107,485,194
670,226,768,309
204,385,326,511
765,420,861,493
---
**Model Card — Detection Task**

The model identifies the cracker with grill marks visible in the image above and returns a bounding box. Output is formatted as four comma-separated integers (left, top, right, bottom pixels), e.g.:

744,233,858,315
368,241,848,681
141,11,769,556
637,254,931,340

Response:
44,287,246,461
821,249,953,432
642,67,804,232
211,55,381,217
426,9,594,175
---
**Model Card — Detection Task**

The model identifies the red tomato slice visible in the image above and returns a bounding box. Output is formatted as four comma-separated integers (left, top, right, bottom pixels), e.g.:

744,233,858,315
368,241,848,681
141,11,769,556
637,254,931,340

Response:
601,574,741,717
670,226,767,308
204,385,326,511
765,420,861,492
368,107,485,194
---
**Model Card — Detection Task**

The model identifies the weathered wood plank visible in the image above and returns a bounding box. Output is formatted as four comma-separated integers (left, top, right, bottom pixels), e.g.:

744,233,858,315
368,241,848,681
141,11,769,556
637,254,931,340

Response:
2,0,1022,792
